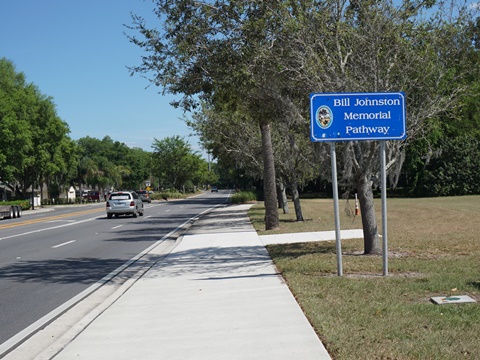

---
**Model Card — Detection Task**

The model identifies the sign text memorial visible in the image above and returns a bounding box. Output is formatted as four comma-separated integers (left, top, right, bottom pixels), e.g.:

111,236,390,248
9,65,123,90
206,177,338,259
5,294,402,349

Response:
310,92,406,142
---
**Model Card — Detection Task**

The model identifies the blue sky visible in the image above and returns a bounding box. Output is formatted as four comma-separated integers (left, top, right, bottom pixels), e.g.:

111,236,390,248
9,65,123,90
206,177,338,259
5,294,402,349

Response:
0,0,203,154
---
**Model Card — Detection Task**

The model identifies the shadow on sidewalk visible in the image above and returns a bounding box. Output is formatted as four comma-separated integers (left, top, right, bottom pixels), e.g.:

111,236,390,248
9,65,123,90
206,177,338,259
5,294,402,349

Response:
144,242,275,281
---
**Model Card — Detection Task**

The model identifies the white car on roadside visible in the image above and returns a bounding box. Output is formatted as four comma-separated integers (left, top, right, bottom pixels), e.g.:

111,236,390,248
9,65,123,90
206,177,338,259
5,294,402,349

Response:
106,191,144,219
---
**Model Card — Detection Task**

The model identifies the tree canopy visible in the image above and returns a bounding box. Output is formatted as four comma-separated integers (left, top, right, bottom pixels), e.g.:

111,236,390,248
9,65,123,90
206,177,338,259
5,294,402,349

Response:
151,135,214,190
75,136,152,192
0,57,76,198
128,0,479,250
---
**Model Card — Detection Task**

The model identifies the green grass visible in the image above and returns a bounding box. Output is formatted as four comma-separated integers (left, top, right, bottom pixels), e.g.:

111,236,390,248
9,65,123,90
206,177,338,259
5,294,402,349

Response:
249,196,480,359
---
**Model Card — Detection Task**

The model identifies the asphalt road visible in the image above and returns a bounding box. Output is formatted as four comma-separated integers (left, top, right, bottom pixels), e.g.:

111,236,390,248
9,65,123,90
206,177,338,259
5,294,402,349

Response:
0,191,230,350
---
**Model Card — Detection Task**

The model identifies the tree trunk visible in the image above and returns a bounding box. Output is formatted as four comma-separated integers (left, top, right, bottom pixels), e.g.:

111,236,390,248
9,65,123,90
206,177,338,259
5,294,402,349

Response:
289,180,304,221
260,122,279,230
44,178,49,203
356,175,381,254
277,182,289,214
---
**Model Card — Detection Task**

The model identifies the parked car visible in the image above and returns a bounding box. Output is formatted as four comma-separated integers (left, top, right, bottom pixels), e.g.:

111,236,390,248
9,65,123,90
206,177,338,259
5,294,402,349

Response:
83,190,101,202
211,186,218,193
137,190,151,203
106,191,144,218
76,189,90,198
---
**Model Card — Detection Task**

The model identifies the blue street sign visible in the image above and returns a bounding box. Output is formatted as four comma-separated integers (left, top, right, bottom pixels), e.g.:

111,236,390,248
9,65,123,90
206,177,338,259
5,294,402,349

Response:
310,92,406,142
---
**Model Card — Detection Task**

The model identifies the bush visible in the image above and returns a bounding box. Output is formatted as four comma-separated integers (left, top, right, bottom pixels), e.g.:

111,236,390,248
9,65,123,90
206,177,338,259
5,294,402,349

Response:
412,135,480,196
184,180,195,193
151,191,185,201
2,200,30,210
231,191,257,204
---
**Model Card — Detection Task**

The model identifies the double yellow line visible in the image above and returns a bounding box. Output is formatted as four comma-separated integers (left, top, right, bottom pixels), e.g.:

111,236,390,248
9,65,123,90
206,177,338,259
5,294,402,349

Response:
0,208,104,230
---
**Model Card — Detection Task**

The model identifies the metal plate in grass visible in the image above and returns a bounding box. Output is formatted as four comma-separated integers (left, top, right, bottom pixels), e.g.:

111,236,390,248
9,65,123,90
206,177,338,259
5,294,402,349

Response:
430,295,477,305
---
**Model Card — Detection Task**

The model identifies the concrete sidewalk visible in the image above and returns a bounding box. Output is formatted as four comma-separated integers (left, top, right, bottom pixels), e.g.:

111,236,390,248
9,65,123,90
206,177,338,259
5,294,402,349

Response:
42,204,334,359
260,229,363,245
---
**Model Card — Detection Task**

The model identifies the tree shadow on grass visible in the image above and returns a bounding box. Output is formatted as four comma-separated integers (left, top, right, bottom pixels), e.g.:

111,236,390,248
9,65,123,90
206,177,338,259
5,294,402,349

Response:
277,219,314,223
468,281,480,290
266,242,337,260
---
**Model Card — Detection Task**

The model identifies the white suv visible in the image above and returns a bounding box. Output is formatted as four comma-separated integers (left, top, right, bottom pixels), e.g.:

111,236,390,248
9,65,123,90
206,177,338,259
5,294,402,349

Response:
106,191,144,219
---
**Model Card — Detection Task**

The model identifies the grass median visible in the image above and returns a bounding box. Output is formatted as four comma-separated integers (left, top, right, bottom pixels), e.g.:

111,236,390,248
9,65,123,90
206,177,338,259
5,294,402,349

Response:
248,196,480,359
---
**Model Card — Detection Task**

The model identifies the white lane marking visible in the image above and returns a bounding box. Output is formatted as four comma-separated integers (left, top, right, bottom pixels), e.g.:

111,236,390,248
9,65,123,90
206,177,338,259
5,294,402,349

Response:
0,216,100,242
145,216,152,219
47,220,76,223
111,225,123,230
165,209,171,212
0,196,226,243
52,240,76,249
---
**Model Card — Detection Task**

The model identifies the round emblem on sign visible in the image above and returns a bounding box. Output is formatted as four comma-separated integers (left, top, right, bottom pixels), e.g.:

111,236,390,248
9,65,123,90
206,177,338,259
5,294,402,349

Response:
316,106,333,129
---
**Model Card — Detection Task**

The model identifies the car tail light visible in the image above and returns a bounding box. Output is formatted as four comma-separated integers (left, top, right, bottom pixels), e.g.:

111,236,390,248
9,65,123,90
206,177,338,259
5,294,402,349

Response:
106,201,110,207
130,201,135,206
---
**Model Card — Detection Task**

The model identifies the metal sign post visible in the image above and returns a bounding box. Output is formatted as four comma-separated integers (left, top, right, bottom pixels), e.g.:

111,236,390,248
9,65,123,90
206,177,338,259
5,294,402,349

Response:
330,142,343,276
310,92,406,277
380,141,388,276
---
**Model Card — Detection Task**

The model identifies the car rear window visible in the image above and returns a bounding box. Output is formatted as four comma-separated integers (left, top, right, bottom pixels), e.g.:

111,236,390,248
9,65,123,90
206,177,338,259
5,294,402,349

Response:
110,194,131,200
